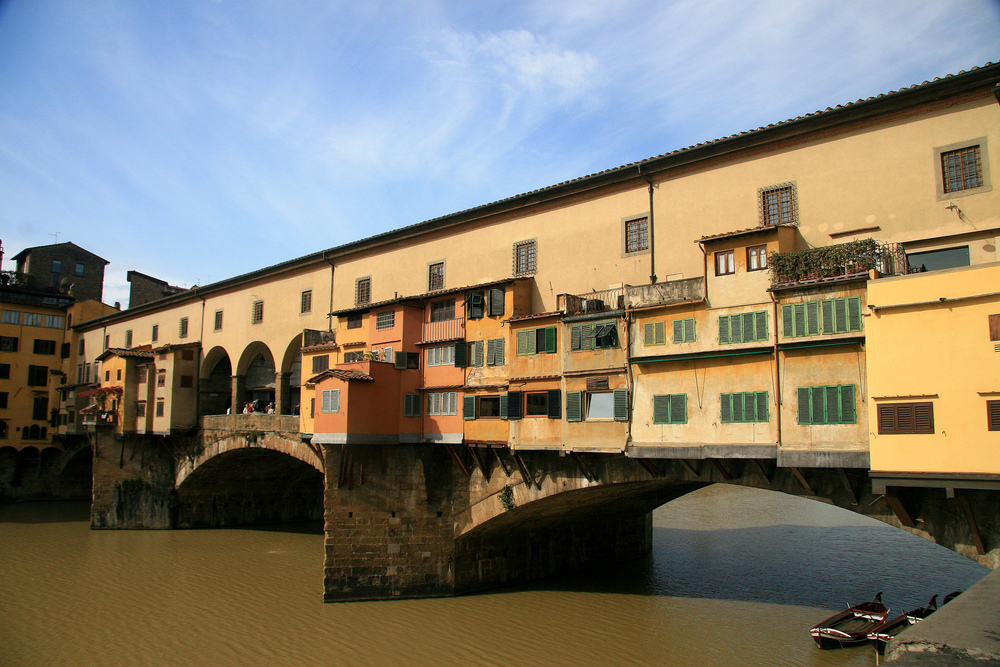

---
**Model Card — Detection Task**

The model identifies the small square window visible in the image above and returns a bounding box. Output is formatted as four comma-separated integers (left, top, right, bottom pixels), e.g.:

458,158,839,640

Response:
428,262,445,291
430,300,454,322
179,317,189,339
155,400,165,417
759,183,797,226
75,263,85,277
513,239,537,276
157,371,166,387
715,250,735,276
747,245,768,271
214,310,223,331
624,216,649,254
251,300,264,324
376,310,395,330
301,290,312,314
151,324,159,342
478,396,501,418
355,277,371,306
52,260,62,274
346,313,362,330
125,330,133,347
136,402,146,417
941,145,982,193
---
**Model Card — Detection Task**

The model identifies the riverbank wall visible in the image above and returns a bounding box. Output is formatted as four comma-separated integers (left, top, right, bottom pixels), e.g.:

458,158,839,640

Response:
885,568,1000,665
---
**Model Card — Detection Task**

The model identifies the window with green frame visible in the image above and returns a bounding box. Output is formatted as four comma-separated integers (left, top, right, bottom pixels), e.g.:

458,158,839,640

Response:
797,385,856,424
653,394,687,424
821,297,863,334
782,297,862,338
570,321,618,350
673,318,696,343
643,321,666,345
718,311,768,344
720,391,769,423
516,327,556,355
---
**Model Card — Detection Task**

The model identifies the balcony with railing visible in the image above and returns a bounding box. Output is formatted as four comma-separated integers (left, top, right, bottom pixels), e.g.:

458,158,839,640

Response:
422,317,465,343
561,278,704,315
303,328,337,347
769,240,907,288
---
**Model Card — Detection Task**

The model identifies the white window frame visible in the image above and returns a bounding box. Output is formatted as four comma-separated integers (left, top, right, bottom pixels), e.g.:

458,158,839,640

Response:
321,389,341,413
427,391,458,416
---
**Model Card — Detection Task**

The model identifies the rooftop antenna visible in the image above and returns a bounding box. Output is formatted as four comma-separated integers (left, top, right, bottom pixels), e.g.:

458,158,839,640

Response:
49,232,60,244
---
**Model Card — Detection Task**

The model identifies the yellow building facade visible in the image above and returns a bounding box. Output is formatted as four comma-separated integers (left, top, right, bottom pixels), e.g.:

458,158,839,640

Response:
57,63,999,496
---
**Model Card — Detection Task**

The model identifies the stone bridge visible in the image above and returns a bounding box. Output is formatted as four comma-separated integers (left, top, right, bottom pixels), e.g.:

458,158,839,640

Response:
86,422,998,601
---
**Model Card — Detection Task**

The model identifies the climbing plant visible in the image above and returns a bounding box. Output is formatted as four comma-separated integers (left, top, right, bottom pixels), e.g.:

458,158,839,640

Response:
769,239,890,284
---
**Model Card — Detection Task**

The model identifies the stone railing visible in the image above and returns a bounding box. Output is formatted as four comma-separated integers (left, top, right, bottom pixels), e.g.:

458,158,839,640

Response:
201,414,300,433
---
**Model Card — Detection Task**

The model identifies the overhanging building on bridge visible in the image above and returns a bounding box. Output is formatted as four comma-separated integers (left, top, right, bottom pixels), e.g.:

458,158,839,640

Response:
4,62,998,585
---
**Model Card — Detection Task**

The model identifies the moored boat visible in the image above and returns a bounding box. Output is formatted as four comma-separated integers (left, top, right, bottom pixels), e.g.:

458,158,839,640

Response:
867,594,939,655
810,593,889,649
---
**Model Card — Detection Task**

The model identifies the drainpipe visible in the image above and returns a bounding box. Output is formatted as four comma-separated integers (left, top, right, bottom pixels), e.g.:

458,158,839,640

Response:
196,290,205,427
323,251,336,332
638,165,656,284
769,291,782,449
623,311,634,451
697,241,709,306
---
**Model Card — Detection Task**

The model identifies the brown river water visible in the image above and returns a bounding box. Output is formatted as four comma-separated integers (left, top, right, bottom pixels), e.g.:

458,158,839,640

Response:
0,484,987,667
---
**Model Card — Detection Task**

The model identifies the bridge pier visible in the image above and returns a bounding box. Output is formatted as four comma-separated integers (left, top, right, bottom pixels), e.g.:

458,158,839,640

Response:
90,431,177,529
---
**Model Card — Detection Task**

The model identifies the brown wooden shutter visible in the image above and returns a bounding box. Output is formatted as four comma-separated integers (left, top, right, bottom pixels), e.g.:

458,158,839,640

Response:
587,376,610,391
988,400,1000,431
989,314,1000,341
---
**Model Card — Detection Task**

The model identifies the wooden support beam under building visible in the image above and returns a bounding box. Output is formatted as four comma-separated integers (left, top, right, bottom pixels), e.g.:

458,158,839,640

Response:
838,468,858,506
445,443,471,477
678,459,699,478
709,459,732,482
493,447,511,478
959,495,986,555
635,457,664,479
885,492,915,528
790,467,814,496
513,453,540,490
467,445,489,481
751,459,771,485
570,452,598,482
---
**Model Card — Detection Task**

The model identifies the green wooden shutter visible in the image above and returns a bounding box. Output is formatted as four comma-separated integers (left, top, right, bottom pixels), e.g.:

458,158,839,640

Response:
544,327,557,353
525,329,537,355
653,395,669,424
473,340,484,367
821,300,835,334
517,331,530,355
825,385,840,424
834,299,848,333
613,388,629,421
797,387,811,424
673,319,684,343
741,312,754,343
782,305,794,337
580,323,594,350
489,288,505,316
571,325,582,350
486,339,496,366
720,393,732,422
811,387,826,424
644,322,656,345
806,301,820,336
507,391,523,420
754,311,768,341
653,321,665,344
684,318,695,342
454,341,467,368
756,391,769,422
792,304,805,338
547,389,561,419
494,338,505,366
499,394,508,419
719,316,731,344
731,392,745,422
671,394,687,424
840,385,856,423
463,395,476,420
566,391,583,422
848,297,862,332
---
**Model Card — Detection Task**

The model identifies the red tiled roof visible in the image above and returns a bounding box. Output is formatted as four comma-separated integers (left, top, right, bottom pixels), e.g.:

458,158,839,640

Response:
698,223,796,243
306,369,374,384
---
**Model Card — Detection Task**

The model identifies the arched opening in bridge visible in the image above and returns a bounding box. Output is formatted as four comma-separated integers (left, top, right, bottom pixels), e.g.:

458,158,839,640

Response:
0,446,17,495
238,343,276,414
280,335,303,416
200,346,233,416
11,446,40,487
58,445,93,499
175,448,324,528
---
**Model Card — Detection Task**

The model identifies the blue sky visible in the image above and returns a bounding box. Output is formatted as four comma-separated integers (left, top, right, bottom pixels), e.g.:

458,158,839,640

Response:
1,1,998,307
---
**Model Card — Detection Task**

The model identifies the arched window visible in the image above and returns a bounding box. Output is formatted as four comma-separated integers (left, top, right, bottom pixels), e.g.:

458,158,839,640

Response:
0,421,7,439
28,424,40,439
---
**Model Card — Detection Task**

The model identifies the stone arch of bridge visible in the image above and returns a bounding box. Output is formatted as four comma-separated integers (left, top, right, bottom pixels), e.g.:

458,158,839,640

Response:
176,429,322,489
174,443,324,528
451,453,993,566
